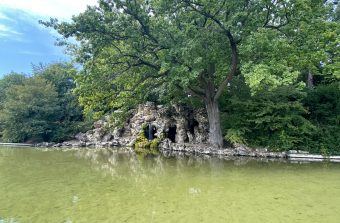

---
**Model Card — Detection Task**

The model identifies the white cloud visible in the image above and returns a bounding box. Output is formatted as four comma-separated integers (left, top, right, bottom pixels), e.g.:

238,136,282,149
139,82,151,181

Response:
0,11,15,21
0,0,98,20
19,50,44,56
0,24,22,37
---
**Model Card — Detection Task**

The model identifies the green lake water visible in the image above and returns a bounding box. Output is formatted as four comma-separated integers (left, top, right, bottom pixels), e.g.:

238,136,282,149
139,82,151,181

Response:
0,147,340,223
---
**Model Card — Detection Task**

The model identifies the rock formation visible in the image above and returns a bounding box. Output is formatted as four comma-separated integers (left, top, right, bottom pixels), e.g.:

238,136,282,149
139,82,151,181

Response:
55,102,210,148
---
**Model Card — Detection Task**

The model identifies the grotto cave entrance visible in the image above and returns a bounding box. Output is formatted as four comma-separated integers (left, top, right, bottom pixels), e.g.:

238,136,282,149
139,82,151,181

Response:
189,119,199,135
144,124,157,141
167,126,177,143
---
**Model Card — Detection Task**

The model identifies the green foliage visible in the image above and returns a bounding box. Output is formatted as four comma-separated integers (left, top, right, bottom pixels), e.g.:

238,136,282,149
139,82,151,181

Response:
225,129,248,145
0,77,59,142
134,130,150,149
42,0,306,120
0,63,89,143
0,72,26,108
134,126,160,154
221,83,315,152
39,0,339,150
150,138,161,150
0,72,27,139
303,82,340,155
32,63,89,142
221,80,340,154
242,63,303,95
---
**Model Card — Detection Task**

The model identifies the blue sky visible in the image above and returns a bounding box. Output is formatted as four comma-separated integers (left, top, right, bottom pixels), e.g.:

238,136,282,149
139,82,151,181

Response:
0,0,97,77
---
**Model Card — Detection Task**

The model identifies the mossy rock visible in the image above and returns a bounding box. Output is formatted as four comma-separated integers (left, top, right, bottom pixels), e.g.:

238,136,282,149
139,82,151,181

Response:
133,129,160,154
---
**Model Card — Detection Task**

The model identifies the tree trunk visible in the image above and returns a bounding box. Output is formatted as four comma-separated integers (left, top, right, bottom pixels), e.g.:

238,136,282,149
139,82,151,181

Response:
307,71,314,88
205,98,223,148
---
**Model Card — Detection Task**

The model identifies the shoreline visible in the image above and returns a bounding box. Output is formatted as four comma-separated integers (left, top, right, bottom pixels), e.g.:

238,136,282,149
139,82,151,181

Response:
2,141,340,163
159,142,340,163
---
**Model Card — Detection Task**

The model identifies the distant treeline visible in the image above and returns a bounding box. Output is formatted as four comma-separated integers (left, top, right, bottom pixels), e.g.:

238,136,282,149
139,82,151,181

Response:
0,63,91,143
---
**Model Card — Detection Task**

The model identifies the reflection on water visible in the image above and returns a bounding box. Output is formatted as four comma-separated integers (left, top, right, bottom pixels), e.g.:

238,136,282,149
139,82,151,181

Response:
74,148,167,185
0,147,340,223
72,147,321,181
73,148,252,181
0,218,17,223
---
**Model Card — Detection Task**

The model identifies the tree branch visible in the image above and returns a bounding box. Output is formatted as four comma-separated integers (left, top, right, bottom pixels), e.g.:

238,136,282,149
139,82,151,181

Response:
123,7,160,45
125,71,168,92
174,82,205,99
188,86,206,99
121,54,160,70
183,1,238,101
263,1,290,30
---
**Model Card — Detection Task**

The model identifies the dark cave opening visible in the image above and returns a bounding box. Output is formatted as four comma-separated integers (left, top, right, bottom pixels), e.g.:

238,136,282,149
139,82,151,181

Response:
188,119,199,135
167,126,177,143
144,124,157,140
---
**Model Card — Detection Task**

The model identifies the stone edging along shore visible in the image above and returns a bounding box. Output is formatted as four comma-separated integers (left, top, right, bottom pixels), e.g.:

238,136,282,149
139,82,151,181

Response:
159,141,340,162
31,141,340,162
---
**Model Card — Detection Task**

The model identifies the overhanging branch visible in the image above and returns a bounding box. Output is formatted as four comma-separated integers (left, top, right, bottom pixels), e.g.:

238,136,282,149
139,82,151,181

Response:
183,1,238,101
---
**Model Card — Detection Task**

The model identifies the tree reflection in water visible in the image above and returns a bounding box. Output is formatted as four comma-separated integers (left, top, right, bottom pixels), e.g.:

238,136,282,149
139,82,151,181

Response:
73,147,290,185
74,148,168,185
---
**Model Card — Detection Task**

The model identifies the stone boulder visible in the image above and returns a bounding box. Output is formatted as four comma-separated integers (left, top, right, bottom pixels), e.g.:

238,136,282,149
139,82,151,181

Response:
102,133,113,142
93,120,105,129
75,132,87,142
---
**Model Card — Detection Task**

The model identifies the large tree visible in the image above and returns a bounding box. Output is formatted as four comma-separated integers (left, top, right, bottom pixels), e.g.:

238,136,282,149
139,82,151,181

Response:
0,63,89,143
0,77,59,142
33,63,88,142
43,0,337,147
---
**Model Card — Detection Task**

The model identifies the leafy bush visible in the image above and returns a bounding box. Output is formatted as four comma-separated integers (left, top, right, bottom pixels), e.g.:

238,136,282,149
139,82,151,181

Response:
302,83,340,154
221,80,340,154
221,84,315,151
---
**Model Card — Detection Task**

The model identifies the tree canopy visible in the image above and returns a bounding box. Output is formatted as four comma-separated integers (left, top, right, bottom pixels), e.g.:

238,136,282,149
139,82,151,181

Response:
41,0,339,149
0,63,89,143
0,77,59,142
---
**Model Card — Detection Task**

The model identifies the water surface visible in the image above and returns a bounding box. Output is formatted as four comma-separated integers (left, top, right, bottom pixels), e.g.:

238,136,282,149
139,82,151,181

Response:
0,147,339,222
